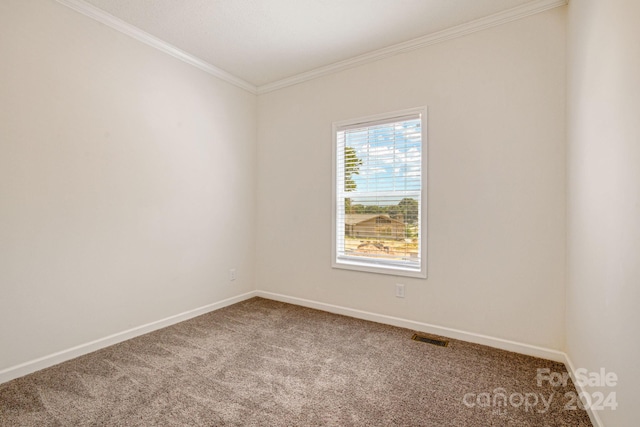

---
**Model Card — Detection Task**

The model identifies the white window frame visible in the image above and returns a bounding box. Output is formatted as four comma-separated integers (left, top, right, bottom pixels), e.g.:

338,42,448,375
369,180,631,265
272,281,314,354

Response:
331,107,427,278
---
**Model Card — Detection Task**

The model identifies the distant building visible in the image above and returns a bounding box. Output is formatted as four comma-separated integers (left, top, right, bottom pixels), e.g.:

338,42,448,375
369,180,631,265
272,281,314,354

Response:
344,214,406,240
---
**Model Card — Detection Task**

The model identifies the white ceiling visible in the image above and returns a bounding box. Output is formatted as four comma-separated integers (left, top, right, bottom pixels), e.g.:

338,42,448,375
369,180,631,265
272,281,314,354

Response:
76,0,560,89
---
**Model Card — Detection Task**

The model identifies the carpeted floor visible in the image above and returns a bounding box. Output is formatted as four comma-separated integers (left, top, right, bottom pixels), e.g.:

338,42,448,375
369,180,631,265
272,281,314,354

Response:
0,297,592,426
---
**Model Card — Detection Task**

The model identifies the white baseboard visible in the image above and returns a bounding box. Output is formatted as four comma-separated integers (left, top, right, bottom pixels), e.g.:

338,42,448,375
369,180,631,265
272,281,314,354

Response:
2,288,601,427
255,290,567,363
257,292,608,423
0,291,257,385
562,353,605,427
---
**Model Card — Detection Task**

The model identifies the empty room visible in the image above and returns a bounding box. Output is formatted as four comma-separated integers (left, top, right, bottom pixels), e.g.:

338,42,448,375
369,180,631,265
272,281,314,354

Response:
1,0,638,425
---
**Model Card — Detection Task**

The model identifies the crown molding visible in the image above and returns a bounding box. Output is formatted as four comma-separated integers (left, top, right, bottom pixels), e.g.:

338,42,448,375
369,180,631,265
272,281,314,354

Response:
257,0,568,94
55,0,258,94
55,0,566,96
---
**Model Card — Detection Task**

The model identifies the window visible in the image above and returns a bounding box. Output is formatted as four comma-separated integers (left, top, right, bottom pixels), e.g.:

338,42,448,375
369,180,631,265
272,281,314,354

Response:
332,108,427,278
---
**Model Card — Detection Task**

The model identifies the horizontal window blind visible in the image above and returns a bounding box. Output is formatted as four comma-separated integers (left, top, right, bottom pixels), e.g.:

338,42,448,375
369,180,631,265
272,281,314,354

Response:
334,111,425,276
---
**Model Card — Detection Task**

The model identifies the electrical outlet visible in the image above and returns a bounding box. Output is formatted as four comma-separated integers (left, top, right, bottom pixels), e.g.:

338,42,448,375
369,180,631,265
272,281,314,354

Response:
229,269,236,281
395,283,405,298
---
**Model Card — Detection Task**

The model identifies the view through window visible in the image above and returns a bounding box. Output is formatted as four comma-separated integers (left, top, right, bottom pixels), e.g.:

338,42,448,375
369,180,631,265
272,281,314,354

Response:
333,108,426,277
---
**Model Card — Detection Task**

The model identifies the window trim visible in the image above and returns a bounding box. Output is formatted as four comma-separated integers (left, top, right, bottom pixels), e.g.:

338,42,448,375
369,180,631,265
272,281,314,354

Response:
331,107,428,278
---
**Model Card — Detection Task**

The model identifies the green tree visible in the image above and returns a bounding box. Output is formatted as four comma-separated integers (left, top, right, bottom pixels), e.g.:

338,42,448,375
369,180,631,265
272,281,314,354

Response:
397,198,419,224
352,204,365,214
344,146,362,192
344,146,362,214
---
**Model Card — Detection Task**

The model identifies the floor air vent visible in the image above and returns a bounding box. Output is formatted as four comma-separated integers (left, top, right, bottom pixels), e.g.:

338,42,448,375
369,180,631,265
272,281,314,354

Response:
411,334,449,347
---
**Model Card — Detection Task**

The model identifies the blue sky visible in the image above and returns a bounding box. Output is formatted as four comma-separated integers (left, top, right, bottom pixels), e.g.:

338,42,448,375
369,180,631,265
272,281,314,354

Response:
346,118,422,204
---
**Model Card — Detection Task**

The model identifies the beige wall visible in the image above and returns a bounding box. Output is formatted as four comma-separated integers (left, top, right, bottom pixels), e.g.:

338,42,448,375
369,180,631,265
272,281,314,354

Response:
9,6,639,423
566,0,640,425
257,9,567,349
0,0,256,371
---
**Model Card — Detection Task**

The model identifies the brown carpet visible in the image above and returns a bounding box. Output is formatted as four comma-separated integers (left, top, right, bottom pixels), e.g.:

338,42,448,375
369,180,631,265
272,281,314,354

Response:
0,297,592,426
